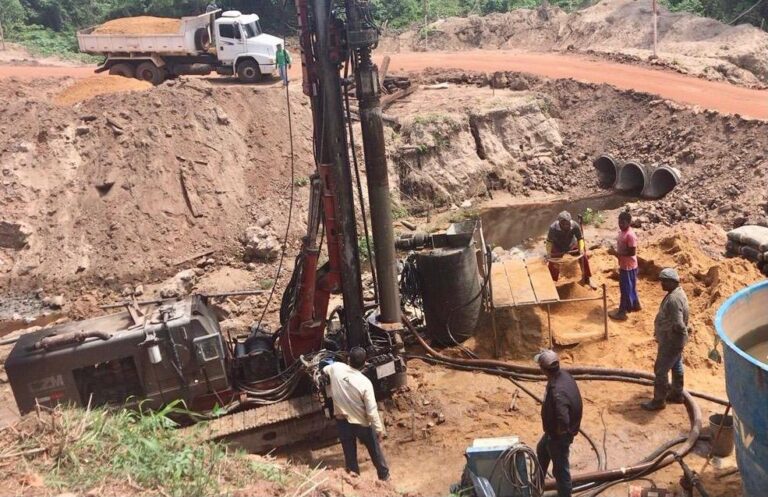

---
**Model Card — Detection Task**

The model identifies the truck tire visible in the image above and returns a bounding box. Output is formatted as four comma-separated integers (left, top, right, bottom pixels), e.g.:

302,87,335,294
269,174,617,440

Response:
108,63,135,79
135,61,166,86
194,28,211,51
237,59,262,84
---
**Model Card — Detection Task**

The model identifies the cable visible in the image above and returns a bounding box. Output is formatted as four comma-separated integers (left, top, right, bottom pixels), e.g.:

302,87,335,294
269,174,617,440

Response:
729,0,764,24
254,12,297,335
343,56,378,302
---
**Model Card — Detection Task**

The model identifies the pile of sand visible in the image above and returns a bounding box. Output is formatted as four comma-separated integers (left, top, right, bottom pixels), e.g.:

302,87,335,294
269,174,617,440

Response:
92,16,182,35
53,75,152,106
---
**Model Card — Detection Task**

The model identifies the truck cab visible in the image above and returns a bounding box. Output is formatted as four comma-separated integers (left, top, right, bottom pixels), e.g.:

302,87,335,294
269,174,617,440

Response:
213,11,283,83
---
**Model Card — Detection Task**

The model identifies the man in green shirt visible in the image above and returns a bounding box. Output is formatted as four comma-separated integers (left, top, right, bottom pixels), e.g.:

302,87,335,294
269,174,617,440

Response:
276,44,292,86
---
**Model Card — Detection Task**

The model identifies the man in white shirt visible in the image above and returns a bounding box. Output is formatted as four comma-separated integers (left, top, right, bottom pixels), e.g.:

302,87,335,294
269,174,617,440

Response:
323,347,390,481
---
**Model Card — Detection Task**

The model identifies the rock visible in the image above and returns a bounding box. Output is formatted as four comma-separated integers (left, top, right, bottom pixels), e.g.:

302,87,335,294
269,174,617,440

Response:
240,226,280,261
75,126,91,136
246,263,257,271
256,216,272,228
134,284,144,296
436,412,446,425
460,200,473,208
121,285,133,297
176,269,197,282
159,284,181,299
215,107,230,125
44,295,66,309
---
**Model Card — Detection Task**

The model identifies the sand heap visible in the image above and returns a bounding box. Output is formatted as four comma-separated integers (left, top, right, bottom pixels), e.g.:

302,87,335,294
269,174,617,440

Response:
92,16,182,35
54,76,152,106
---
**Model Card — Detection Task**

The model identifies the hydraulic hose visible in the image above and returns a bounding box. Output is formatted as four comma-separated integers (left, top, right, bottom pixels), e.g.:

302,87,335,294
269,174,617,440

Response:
403,319,705,491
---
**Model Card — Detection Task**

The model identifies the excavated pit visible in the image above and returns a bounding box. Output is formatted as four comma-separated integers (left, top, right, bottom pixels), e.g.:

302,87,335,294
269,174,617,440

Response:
480,193,631,249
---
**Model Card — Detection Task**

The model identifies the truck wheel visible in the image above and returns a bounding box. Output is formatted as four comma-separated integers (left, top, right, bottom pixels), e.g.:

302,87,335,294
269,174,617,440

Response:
135,62,166,86
109,63,135,79
194,28,211,51
237,60,262,84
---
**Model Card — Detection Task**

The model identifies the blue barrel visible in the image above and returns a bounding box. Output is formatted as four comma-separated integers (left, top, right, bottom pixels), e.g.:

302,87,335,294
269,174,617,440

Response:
715,280,768,497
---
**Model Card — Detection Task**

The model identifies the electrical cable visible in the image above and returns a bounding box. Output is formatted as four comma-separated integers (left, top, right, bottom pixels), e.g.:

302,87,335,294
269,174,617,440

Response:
254,14,297,336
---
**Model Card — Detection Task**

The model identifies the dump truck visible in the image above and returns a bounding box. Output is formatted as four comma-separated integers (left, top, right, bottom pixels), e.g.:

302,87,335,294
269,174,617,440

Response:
77,10,283,84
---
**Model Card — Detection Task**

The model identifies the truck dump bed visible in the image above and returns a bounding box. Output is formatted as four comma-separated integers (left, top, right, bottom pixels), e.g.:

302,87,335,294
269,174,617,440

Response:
77,12,211,56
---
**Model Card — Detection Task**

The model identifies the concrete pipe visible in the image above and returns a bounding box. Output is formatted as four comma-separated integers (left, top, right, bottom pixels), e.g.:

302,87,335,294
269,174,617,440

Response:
615,160,650,194
593,154,623,188
642,165,681,199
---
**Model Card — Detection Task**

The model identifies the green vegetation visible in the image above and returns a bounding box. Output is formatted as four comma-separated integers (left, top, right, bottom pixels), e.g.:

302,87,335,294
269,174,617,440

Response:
0,401,294,497
259,277,274,290
391,196,409,220
358,234,374,261
293,176,310,187
581,207,605,226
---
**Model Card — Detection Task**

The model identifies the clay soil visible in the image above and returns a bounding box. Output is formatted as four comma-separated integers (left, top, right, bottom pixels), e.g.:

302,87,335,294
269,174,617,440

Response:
54,75,153,105
0,30,766,497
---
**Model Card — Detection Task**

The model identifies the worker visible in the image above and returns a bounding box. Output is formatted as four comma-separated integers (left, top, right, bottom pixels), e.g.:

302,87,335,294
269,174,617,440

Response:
205,1,219,13
641,268,690,411
546,211,593,287
535,349,582,497
609,211,641,321
323,347,390,481
276,43,292,87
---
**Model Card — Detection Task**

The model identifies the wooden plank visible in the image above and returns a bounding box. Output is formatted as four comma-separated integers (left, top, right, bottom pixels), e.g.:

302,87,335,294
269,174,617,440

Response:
526,258,560,304
491,261,515,308
504,259,537,306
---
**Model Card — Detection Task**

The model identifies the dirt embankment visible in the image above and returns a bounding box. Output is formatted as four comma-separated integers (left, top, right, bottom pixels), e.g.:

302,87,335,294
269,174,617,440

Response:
0,76,315,295
381,0,768,87
385,69,768,230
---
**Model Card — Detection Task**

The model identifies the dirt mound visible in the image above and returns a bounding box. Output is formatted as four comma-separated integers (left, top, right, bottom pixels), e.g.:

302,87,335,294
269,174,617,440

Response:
0,77,315,295
382,0,768,87
54,75,152,105
92,16,182,35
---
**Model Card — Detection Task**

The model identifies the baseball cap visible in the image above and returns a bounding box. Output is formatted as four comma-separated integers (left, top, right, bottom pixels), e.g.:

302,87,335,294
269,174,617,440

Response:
659,268,680,282
534,349,560,370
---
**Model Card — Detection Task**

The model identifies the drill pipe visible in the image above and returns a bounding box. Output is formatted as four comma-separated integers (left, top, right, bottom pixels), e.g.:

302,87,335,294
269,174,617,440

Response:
403,318,704,490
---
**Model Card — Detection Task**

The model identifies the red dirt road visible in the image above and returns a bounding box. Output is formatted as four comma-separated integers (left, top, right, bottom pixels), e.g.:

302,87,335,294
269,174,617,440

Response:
3,50,768,119
378,50,768,120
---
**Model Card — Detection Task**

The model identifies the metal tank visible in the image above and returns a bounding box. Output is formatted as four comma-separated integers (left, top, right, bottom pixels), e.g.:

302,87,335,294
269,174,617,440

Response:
715,280,768,497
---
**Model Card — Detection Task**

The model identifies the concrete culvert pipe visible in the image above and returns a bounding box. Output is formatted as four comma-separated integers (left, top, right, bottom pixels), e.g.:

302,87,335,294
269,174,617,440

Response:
642,165,681,199
615,160,649,194
593,154,623,188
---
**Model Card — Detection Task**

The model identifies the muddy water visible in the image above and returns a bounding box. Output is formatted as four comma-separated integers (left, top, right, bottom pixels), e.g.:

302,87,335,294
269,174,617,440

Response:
736,325,768,365
480,193,633,249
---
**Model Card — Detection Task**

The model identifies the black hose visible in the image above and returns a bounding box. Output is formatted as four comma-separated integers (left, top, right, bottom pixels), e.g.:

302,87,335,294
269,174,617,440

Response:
403,318,704,491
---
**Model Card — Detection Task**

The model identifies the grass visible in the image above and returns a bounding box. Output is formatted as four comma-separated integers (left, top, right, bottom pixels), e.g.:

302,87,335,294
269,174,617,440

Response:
358,235,374,261
581,208,605,227
293,176,310,187
260,278,275,290
391,195,409,220
0,401,298,497
9,25,101,63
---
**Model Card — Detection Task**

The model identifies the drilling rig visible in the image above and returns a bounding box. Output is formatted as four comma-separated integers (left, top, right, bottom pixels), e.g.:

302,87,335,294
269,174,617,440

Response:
6,0,408,451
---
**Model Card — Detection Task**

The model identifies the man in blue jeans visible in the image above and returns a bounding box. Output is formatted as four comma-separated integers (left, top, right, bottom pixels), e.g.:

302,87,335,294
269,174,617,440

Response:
324,347,390,480
535,350,583,497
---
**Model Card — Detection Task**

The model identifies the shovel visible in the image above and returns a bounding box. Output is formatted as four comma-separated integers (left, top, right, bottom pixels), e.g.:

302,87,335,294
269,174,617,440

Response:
708,336,723,364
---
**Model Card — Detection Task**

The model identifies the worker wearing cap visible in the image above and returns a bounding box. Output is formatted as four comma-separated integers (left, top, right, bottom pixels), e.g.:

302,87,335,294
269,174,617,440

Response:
642,268,690,411
534,349,583,497
546,211,593,287
323,347,390,480
275,44,292,87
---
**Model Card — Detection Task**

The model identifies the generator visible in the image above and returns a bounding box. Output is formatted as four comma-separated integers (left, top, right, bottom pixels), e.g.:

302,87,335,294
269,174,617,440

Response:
6,296,231,414
455,437,542,497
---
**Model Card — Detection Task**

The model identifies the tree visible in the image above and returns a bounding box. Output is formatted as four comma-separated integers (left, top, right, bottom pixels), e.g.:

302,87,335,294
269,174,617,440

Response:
0,0,26,31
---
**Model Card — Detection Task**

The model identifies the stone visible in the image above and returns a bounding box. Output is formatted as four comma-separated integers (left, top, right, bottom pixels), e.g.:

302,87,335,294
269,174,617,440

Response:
134,284,144,296
256,216,272,228
75,126,91,136
240,226,280,261
215,107,230,125
176,269,197,282
460,200,472,208
121,285,133,297
44,295,66,309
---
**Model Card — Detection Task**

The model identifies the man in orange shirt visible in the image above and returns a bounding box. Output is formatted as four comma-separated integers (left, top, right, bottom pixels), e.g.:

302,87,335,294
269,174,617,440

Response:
610,211,641,321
